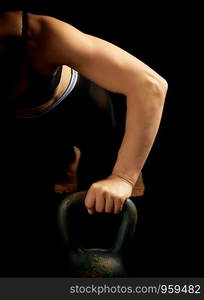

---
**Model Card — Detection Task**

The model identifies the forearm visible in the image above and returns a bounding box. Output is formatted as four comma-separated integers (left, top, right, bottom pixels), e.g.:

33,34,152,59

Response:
112,78,168,184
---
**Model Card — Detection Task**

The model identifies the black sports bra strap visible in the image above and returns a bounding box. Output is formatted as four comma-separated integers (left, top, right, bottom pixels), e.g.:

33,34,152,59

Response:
22,11,28,39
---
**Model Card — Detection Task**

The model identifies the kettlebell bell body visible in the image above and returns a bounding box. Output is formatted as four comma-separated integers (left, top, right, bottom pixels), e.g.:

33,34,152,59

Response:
69,248,126,277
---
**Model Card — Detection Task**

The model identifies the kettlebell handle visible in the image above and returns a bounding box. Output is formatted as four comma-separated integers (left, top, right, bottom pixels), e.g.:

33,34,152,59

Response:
58,191,87,248
58,191,137,253
112,198,137,254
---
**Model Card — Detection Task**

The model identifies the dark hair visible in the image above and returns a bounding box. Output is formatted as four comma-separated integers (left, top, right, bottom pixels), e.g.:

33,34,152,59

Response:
0,8,24,15
0,6,68,18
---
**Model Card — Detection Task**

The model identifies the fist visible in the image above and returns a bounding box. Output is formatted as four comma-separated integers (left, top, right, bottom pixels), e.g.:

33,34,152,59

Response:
85,175,133,214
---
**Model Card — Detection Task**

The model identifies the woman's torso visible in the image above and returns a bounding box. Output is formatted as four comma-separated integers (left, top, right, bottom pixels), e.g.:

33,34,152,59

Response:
0,11,72,115
1,10,125,188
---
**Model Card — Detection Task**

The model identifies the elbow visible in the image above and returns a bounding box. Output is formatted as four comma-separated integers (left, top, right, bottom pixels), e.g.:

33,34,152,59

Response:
158,76,168,96
126,71,168,107
141,74,168,108
145,75,168,99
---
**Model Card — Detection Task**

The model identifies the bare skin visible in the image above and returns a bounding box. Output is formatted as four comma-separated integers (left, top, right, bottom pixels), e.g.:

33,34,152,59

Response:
54,145,145,196
0,11,167,214
15,65,72,117
1,12,78,193
54,146,81,194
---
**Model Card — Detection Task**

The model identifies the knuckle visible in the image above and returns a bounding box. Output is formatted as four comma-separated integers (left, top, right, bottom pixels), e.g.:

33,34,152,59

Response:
99,188,106,196
91,182,98,190
91,183,105,195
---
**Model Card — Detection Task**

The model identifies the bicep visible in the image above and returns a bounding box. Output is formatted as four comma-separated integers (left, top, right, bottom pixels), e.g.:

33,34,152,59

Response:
39,15,160,95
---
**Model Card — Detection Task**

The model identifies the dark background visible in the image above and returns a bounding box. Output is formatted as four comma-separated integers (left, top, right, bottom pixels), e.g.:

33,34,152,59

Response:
1,3,202,277
34,4,203,277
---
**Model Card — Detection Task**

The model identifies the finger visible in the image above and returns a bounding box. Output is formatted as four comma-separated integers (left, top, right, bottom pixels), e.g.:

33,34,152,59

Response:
87,208,95,215
95,190,105,213
114,197,123,214
120,199,126,212
85,187,96,214
105,194,114,213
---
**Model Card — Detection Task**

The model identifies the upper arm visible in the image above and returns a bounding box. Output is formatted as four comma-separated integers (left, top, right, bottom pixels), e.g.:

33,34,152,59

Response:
29,14,166,95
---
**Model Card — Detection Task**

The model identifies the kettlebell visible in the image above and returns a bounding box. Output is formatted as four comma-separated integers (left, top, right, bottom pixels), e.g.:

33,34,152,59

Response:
58,191,137,277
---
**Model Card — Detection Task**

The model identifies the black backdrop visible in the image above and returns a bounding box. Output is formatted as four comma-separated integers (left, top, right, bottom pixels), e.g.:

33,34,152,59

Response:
1,3,202,277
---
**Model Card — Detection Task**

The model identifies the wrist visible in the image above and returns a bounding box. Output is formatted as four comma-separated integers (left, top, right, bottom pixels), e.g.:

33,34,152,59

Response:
112,165,140,186
110,172,135,188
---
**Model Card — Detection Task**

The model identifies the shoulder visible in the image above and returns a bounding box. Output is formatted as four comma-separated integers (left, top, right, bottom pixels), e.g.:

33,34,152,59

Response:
26,12,57,39
26,12,92,68
26,12,83,59
27,12,87,49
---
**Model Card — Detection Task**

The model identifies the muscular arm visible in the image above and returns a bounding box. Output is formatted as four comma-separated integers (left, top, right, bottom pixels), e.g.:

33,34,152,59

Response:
29,13,168,212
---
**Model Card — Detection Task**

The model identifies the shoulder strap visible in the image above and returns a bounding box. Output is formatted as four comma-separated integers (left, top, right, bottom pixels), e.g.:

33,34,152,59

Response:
22,11,28,39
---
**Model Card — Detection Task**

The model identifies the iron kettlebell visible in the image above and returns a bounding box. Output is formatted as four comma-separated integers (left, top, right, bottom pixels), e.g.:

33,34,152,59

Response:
58,191,137,277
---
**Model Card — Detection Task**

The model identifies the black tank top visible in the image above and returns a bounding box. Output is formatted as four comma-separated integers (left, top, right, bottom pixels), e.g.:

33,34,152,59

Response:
14,11,62,109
